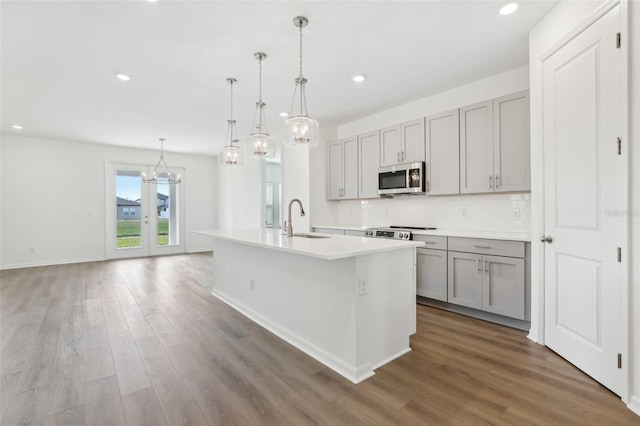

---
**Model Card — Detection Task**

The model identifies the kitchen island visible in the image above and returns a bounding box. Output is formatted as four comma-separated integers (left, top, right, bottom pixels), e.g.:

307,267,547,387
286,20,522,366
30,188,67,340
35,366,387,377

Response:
195,229,424,383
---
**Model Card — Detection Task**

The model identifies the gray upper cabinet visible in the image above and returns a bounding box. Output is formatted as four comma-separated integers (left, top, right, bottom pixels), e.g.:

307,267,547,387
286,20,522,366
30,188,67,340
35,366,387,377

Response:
380,119,425,166
460,91,530,194
380,124,401,167
493,91,530,192
460,100,494,194
425,109,460,195
358,130,380,199
326,136,358,200
401,118,426,164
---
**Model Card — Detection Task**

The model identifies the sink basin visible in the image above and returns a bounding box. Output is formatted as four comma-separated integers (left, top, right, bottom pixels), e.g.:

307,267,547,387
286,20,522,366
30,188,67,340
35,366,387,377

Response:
292,233,330,239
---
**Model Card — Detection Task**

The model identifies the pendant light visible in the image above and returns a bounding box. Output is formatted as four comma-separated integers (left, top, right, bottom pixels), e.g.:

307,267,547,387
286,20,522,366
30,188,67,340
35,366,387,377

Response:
220,77,244,166
247,52,275,159
284,16,319,148
142,138,181,184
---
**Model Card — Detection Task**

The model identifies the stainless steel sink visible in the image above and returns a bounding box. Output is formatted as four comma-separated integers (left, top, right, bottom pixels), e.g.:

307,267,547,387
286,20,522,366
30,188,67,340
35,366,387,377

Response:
292,233,330,239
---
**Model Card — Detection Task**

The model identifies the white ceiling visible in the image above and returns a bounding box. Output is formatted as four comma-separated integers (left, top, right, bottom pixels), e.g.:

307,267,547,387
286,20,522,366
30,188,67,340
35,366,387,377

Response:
2,0,559,155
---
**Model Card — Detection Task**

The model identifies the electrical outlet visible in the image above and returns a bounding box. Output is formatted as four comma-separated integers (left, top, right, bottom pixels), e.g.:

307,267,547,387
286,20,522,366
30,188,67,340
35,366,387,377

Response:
358,279,367,296
249,280,255,291
460,208,468,218
28,247,34,254
384,209,389,218
512,208,521,220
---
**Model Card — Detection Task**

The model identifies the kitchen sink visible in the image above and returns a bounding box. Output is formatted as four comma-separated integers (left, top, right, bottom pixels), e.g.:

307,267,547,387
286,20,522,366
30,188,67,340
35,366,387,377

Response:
292,233,330,239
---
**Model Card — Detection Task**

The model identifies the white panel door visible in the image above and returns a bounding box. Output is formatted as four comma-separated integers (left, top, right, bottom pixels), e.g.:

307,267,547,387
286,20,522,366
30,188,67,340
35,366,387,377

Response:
426,109,460,195
358,130,380,199
543,5,625,395
460,100,493,193
342,136,359,199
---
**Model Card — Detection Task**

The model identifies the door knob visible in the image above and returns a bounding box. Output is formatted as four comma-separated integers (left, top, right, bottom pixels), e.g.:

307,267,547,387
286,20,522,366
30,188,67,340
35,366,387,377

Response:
540,235,553,243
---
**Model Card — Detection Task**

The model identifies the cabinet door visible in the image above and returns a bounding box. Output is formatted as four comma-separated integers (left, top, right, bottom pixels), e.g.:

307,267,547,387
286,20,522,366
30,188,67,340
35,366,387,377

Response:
482,255,525,319
417,248,447,301
358,130,380,199
447,251,483,309
342,136,359,199
460,100,494,194
401,118,425,163
493,91,530,192
380,125,401,166
326,141,342,200
426,109,460,195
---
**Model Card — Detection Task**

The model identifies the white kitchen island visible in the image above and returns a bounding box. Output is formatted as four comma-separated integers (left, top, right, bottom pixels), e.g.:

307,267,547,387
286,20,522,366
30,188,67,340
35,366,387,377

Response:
195,229,424,383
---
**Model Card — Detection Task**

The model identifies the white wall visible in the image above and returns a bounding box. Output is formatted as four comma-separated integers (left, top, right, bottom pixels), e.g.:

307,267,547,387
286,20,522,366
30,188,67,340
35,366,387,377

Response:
0,134,217,269
529,0,639,414
311,66,531,233
281,146,311,233
216,157,263,229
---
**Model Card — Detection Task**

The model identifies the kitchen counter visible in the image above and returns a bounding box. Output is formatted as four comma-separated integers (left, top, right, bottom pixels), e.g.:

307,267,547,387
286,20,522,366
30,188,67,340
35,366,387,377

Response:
312,224,531,242
195,228,424,260
196,229,419,383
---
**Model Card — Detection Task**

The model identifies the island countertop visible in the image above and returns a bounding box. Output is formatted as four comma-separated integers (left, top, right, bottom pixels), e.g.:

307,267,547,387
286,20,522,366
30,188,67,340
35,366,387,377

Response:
195,229,424,260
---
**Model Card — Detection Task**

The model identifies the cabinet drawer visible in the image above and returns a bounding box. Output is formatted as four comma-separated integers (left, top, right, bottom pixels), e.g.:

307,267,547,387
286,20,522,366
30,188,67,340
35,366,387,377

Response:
413,234,447,250
448,237,524,258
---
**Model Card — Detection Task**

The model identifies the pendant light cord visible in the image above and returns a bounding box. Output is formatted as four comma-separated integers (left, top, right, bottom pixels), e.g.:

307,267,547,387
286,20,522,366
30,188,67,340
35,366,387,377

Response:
299,23,303,79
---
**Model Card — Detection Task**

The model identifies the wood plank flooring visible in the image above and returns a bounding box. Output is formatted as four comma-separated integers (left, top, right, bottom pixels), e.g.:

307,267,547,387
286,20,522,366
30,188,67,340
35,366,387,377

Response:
1,253,638,425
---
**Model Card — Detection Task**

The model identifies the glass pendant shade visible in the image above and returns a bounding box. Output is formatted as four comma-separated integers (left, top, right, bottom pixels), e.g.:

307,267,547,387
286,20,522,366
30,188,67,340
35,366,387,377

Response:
284,115,319,148
219,77,243,167
284,16,319,148
247,53,275,159
220,142,244,166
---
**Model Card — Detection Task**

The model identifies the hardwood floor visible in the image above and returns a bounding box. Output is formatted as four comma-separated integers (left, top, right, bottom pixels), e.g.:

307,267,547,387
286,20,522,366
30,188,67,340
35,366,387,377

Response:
1,253,638,425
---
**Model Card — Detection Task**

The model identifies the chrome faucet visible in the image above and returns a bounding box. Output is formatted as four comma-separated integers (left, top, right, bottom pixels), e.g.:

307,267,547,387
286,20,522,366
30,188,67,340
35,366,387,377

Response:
287,198,306,237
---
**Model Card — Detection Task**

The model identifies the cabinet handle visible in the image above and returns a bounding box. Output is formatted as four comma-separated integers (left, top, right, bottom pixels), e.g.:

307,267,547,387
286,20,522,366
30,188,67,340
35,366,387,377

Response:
397,152,400,162
473,245,492,249
477,258,482,272
495,175,500,188
426,181,430,192
484,259,489,273
423,241,436,244
402,151,405,161
489,175,493,189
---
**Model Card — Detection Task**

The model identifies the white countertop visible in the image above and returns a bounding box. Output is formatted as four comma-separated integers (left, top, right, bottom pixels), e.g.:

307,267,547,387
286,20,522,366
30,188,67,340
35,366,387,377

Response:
312,224,531,242
195,229,424,260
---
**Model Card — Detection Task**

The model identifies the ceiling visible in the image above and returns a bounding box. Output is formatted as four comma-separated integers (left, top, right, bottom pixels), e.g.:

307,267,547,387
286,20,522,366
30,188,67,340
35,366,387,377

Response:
2,0,560,156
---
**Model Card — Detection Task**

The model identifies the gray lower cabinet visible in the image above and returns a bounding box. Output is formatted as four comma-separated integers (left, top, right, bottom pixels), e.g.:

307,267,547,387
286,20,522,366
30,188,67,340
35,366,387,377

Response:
447,250,525,320
417,248,448,301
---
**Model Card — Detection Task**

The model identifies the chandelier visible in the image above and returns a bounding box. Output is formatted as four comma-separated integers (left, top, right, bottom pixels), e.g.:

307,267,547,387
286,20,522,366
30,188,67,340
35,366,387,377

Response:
284,16,319,148
142,138,181,184
247,52,275,159
220,77,243,166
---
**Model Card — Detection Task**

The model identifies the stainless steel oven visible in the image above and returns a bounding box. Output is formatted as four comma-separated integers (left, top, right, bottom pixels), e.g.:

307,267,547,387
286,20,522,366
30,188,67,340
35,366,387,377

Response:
378,162,425,196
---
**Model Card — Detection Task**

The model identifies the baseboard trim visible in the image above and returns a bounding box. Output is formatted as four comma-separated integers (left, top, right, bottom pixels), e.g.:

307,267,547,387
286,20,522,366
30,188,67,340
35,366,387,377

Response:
0,256,105,270
628,395,640,417
211,288,376,384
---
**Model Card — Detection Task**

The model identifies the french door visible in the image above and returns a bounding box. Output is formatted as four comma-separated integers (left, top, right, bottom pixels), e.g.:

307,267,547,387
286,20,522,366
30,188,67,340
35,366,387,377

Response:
542,4,626,396
106,162,185,259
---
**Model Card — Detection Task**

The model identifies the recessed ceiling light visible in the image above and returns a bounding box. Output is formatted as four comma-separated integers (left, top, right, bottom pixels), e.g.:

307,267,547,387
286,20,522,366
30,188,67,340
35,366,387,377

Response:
499,3,519,15
116,73,131,81
279,112,289,117
353,75,366,83
12,124,23,130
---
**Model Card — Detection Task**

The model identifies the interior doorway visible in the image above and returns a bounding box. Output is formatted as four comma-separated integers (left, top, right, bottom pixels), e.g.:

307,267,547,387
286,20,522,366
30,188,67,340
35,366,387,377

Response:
106,162,185,259
540,3,627,397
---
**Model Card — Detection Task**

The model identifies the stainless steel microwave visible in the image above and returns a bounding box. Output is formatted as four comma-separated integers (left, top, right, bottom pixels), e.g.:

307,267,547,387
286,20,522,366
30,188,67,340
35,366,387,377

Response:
378,162,425,196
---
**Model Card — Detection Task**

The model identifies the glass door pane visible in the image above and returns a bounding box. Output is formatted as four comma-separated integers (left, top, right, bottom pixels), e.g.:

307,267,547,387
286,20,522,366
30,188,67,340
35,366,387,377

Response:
156,177,179,246
116,170,143,249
